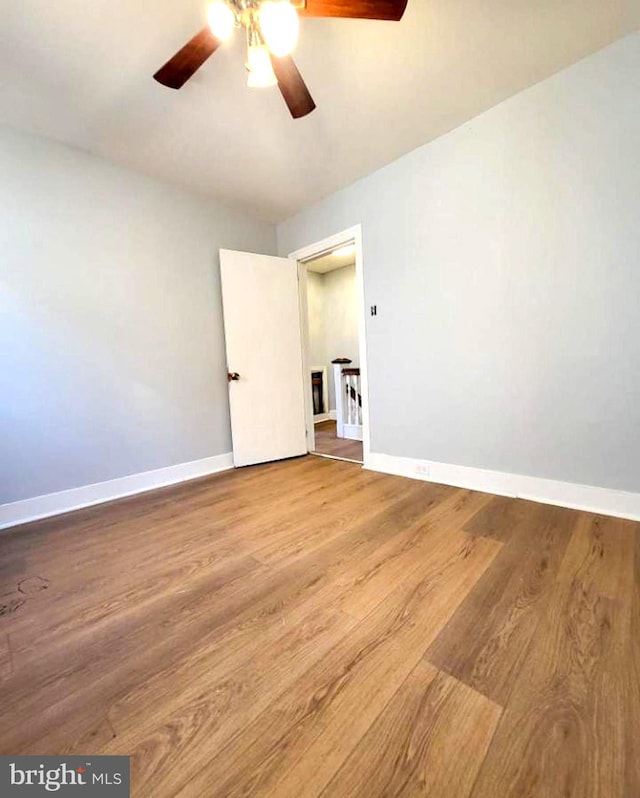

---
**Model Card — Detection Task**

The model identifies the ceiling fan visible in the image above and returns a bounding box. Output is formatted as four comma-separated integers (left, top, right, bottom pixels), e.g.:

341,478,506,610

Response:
154,0,408,119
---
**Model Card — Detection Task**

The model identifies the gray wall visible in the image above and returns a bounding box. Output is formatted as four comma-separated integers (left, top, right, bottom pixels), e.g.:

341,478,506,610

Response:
306,271,326,376
0,126,276,504
307,265,359,410
324,265,359,393
279,33,640,493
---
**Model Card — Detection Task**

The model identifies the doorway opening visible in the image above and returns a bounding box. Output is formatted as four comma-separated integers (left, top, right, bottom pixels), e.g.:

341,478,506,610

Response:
291,226,369,466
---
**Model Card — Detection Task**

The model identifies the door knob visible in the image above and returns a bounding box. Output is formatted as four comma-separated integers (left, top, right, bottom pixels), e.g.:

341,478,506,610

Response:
227,372,240,382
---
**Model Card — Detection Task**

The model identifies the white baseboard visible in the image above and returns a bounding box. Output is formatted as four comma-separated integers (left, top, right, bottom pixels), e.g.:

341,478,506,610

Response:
6,448,636,532
343,424,364,442
0,453,234,531
365,452,640,522
313,410,337,424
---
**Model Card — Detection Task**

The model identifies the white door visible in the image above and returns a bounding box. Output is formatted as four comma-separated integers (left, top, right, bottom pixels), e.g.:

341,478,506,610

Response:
220,249,307,467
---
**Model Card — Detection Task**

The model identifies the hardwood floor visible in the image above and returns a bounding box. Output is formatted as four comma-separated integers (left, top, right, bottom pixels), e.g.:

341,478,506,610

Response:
312,419,363,462
0,455,638,797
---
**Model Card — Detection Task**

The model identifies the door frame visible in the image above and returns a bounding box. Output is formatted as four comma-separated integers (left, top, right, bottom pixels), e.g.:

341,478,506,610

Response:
289,224,371,467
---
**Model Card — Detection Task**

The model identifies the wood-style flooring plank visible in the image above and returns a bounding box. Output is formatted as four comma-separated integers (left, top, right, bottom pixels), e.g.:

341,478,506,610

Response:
312,420,363,462
0,458,312,613
3,459,367,669
250,470,430,567
101,483,454,755
321,662,502,798
103,608,358,793
463,494,538,543
0,477,451,756
0,634,12,680
335,489,492,620
0,456,331,580
625,526,640,796
470,513,636,798
0,554,266,754
1,456,639,798
174,529,501,798
105,488,491,796
426,500,578,704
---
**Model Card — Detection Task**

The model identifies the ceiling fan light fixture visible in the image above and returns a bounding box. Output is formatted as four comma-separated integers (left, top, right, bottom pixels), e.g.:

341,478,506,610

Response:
154,0,409,116
246,44,278,88
207,1,236,41
259,1,300,57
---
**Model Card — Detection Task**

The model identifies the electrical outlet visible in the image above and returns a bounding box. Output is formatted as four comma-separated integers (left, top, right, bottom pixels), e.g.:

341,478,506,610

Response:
415,463,430,477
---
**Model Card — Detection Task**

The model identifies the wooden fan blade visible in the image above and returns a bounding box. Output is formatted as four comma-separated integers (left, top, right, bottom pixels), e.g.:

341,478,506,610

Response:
270,55,317,119
154,28,221,90
295,0,407,20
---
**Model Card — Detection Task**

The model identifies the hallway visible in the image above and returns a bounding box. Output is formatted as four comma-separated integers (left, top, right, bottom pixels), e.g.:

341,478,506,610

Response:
312,419,363,463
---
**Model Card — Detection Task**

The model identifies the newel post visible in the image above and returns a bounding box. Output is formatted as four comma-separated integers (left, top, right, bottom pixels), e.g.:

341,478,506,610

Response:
332,358,351,439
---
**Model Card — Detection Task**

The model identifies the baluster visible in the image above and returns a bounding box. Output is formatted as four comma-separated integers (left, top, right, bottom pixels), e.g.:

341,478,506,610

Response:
350,375,355,425
333,363,343,438
345,375,350,425
344,375,349,426
344,374,348,434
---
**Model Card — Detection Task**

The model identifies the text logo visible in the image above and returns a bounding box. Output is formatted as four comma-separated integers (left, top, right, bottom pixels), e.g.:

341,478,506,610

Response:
1,756,130,796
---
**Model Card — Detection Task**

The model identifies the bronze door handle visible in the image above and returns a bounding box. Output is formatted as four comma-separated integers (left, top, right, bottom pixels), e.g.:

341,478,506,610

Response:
227,372,240,382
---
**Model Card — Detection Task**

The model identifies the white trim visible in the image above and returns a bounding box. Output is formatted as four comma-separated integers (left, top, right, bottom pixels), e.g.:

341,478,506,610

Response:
333,361,346,439
366,452,640,521
290,224,371,465
297,260,315,453
0,453,234,531
329,409,337,421
343,423,364,441
309,452,363,465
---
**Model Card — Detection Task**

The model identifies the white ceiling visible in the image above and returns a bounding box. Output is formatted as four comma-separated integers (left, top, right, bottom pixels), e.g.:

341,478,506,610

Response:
1,1,638,223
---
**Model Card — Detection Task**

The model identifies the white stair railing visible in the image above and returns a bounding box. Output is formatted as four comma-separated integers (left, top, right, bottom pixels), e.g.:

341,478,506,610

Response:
332,358,363,442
